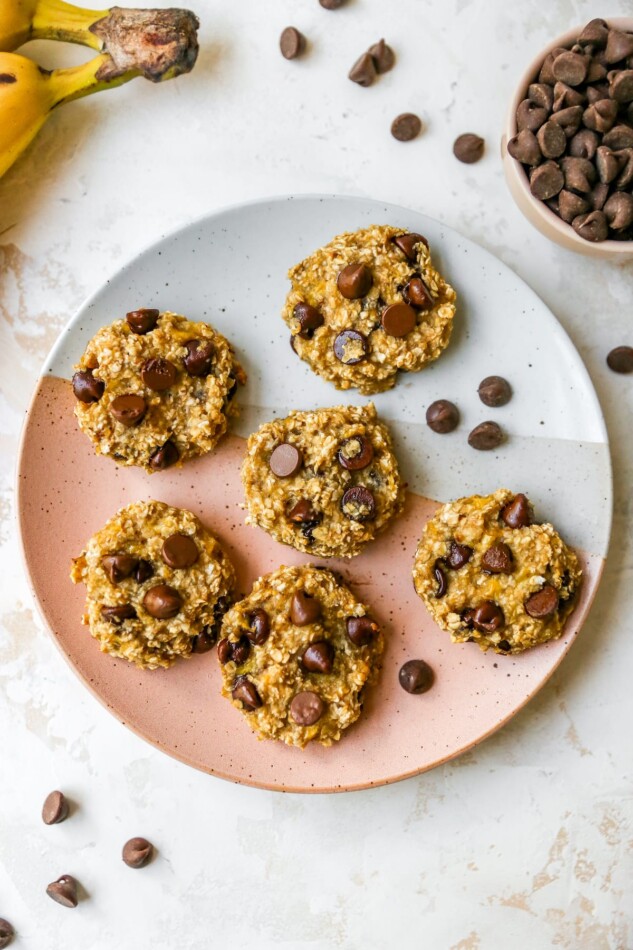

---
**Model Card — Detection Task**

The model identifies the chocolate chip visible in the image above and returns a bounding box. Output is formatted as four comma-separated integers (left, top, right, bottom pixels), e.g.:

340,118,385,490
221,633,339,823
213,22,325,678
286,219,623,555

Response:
346,616,379,646
607,345,633,373
192,627,216,653
477,375,512,407
481,542,513,574
368,38,395,74
231,675,262,710
42,790,69,825
569,128,599,160
126,308,158,334
381,302,417,337
110,393,147,427
467,421,504,451
143,584,182,619
398,659,434,694
516,99,548,132
528,82,554,111
550,104,582,137
391,113,422,142
453,133,484,163
349,51,376,87
290,691,325,725
72,369,104,403
507,129,542,166
471,601,505,632
586,83,609,103
595,145,621,183
141,357,177,392
579,18,609,48
280,26,305,60
524,584,559,618
605,29,633,64
433,559,447,597
447,541,473,570
101,554,138,584
558,190,590,223
337,262,373,299
426,399,459,434
583,99,618,133
247,609,270,645
403,276,433,310
294,302,324,338
122,837,153,869
337,435,374,471
46,875,78,908
501,493,533,528
287,498,318,523
270,443,303,478
604,192,633,229
0,919,14,949
552,50,587,86
572,210,608,242
319,0,345,7
497,639,512,652
218,635,250,665
161,533,198,569
562,156,597,193
602,125,633,150
537,120,567,159
290,590,321,626
217,638,232,664
609,69,633,102
538,48,568,85
392,232,428,260
183,339,214,377
149,440,179,471
615,148,633,189
301,640,334,674
333,329,368,364
529,161,564,200
552,81,585,111
101,604,136,624
341,485,376,521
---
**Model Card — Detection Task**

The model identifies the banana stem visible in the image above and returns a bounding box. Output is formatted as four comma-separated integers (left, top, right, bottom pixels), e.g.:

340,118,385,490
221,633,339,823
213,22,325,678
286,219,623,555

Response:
31,0,107,48
47,51,137,105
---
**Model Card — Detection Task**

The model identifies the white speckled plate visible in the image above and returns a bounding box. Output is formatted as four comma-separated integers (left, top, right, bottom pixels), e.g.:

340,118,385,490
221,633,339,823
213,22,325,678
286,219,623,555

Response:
17,195,612,792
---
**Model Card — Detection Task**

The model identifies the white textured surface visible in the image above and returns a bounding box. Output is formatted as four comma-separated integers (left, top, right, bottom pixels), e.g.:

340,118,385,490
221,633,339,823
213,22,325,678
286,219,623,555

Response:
0,1,632,947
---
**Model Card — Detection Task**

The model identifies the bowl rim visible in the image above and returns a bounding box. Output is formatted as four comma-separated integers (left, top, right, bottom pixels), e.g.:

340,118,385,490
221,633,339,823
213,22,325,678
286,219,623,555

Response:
504,15,633,253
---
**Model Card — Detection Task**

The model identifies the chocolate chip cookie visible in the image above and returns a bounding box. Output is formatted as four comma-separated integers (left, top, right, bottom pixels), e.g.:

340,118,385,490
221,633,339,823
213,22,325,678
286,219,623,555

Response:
218,565,383,747
283,225,456,394
70,500,235,669
412,490,582,655
72,310,246,472
241,403,405,558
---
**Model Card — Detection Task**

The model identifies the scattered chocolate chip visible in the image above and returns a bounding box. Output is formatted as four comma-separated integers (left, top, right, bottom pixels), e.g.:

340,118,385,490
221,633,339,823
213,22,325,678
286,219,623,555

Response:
433,559,447,597
398,659,434,694
337,435,374,470
471,601,505,632
183,339,214,377
290,691,325,725
501,493,533,528
294,302,324,338
0,919,14,949
287,498,318,523
337,262,373,299
403,276,433,310
270,443,303,478
605,29,633,65
46,875,78,908
333,329,368,364
134,559,153,583
346,616,379,646
232,675,262,710
280,26,305,60
453,132,485,163
477,375,512,407
126,308,159,334
381,302,417,336
529,161,564,200
391,113,422,142
122,837,153,869
143,584,182,619
572,210,608,242
149,440,179,471
467,421,504,450
507,129,542,165
426,399,459,434
606,345,633,373
537,120,567,159
349,51,376,87
341,485,376,521
110,393,147,427
141,357,177,392
552,50,587,86
481,542,513,574
604,191,633,229
290,589,322,626
392,232,428,260
192,627,216,653
161,533,198,569
447,541,473,570
368,38,395,73
319,0,345,7
101,604,136,624
72,369,104,403
247,609,270,645
524,584,559,618
102,554,138,584
301,640,334,674
42,790,69,825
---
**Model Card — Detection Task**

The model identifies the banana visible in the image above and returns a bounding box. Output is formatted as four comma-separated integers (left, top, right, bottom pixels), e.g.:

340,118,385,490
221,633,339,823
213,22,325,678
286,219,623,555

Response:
1,0,105,51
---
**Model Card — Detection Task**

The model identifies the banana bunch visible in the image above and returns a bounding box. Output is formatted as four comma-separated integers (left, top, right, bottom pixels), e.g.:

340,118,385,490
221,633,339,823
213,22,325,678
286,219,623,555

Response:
0,0,199,178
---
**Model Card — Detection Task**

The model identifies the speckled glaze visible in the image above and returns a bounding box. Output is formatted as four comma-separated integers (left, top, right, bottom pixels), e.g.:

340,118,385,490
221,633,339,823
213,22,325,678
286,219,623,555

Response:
17,197,611,792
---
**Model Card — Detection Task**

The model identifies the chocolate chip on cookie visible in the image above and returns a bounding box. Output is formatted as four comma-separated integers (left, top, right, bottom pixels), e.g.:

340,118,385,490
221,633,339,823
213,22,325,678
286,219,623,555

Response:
102,554,138,584
143,584,182,619
346,615,379,646
232,675,262,710
337,263,373,299
110,394,147,427
524,584,559,618
471,601,505,632
501,493,533,528
301,640,334,673
290,590,322,626
381,302,417,337
392,232,428,260
161,533,198,569
149,440,180,470
141,357,177,392
341,485,376,521
72,369,104,403
294,302,324,338
246,609,270,645
183,339,214,377
481,542,513,574
270,443,303,478
447,541,473,569
101,604,137,624
433,559,448,597
403,277,433,310
126,308,159,334
290,691,325,725
333,329,368,364
337,435,374,470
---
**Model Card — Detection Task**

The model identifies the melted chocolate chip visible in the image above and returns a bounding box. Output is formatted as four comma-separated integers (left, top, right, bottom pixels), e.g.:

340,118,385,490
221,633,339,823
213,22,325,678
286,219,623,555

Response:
135,559,154,583
290,590,321,626
481,542,513,574
341,485,376,521
149,440,179,471
102,554,138,584
392,232,428,261
294,302,324,338
301,640,334,674
72,369,104,403
183,339,214,377
287,498,318,523
333,329,368,364
110,394,147,427
290,691,325,725
143,584,182,619
141,357,177,392
471,601,505,632
447,542,473,570
501,493,533,528
247,608,270,645
337,435,374,471
381,302,417,337
161,533,198,569
337,263,373,299
231,675,262,710
525,584,559,618
403,277,433,310
433,559,448,597
101,604,137,624
270,443,303,478
346,616,379,646
126,309,159,334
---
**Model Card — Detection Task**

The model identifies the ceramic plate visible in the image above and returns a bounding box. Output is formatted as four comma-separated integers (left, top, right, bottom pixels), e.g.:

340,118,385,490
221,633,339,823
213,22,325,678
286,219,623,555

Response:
17,195,612,793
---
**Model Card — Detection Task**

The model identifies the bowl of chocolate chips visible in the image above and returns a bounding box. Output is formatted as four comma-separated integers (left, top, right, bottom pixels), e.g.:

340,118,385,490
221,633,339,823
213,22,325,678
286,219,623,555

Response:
503,17,633,259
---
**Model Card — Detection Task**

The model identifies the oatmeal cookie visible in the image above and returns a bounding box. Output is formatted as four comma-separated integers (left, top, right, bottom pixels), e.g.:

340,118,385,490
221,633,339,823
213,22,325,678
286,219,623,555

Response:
283,224,457,394
241,403,405,558
412,490,582,655
218,565,384,747
70,500,235,669
71,310,246,472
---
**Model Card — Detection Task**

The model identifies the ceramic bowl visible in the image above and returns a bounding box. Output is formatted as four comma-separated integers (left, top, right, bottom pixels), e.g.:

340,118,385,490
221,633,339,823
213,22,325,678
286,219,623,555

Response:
502,17,633,261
